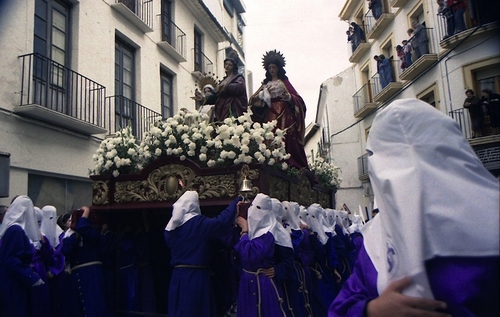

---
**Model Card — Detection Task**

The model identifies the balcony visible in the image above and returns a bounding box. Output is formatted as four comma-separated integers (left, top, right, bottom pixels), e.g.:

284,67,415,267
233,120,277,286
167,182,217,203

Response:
449,108,500,140
390,0,409,8
449,108,500,177
339,0,363,20
357,153,369,181
372,60,404,103
157,21,187,62
353,82,378,118
191,50,214,78
111,0,153,33
106,95,161,141
437,13,500,50
349,42,371,64
399,28,438,81
16,53,106,135
365,11,395,40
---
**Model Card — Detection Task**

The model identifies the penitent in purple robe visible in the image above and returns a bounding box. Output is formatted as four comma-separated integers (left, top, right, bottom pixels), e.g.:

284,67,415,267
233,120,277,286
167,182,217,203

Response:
61,217,111,317
0,225,41,317
163,198,239,317
31,235,64,316
235,232,287,317
328,245,500,317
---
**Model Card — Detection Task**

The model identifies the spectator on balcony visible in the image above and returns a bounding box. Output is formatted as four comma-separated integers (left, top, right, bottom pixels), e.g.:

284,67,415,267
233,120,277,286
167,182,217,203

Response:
328,98,500,317
396,45,407,71
407,29,417,62
212,50,248,122
378,55,393,89
368,0,383,20
481,88,500,131
350,22,366,50
411,21,429,59
437,0,455,38
346,27,356,52
463,89,484,138
447,0,467,34
402,40,413,69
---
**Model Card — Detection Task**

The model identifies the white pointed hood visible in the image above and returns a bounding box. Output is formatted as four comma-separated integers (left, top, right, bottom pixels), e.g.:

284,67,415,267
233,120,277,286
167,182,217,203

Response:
282,201,301,231
306,204,329,245
270,198,293,248
248,193,276,240
0,195,41,244
363,98,499,299
165,191,201,231
41,205,59,247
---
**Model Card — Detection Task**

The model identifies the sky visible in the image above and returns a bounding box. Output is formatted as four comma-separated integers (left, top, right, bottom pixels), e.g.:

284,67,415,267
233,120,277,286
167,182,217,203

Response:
243,0,353,126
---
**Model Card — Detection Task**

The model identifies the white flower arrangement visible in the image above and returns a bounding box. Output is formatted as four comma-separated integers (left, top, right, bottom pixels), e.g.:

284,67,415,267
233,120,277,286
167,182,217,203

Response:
90,108,291,177
90,126,141,177
308,154,342,189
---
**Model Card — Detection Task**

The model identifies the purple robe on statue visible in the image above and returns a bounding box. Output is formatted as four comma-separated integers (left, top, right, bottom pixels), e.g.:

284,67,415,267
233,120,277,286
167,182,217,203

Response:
163,198,239,317
328,245,500,317
213,73,248,122
235,232,287,317
0,225,41,317
250,78,309,170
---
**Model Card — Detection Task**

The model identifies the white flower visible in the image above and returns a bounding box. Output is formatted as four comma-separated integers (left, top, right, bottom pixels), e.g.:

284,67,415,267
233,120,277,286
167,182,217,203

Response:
127,148,136,156
155,148,162,157
207,159,216,167
112,170,120,177
199,153,207,161
180,155,186,161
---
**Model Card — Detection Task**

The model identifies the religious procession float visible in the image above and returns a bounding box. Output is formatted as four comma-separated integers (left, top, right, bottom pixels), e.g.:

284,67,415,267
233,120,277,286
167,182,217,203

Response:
89,107,341,220
85,93,342,316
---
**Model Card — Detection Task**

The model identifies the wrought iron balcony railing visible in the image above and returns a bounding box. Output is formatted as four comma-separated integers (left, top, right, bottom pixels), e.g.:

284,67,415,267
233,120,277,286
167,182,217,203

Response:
106,95,161,141
353,82,374,114
160,20,187,61
113,0,153,32
18,53,106,134
192,50,214,75
399,28,438,81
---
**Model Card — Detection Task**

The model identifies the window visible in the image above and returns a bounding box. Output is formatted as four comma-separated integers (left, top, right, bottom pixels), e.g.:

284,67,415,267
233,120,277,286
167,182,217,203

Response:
194,29,202,72
34,0,69,65
161,70,174,119
115,39,135,132
161,0,172,43
28,173,92,215
417,82,440,109
463,57,500,95
33,0,70,112
474,66,500,94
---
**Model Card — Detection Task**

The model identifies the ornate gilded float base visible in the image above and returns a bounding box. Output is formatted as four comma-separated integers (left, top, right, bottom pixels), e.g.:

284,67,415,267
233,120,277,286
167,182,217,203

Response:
90,156,334,210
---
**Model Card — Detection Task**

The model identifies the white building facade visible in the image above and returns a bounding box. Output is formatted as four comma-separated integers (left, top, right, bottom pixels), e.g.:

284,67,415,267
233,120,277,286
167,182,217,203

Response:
0,0,247,212
308,0,499,215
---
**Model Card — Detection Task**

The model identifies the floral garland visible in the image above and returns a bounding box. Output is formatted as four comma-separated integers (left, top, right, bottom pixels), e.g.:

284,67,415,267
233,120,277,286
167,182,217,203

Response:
90,108,342,190
307,154,342,189
90,108,291,177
